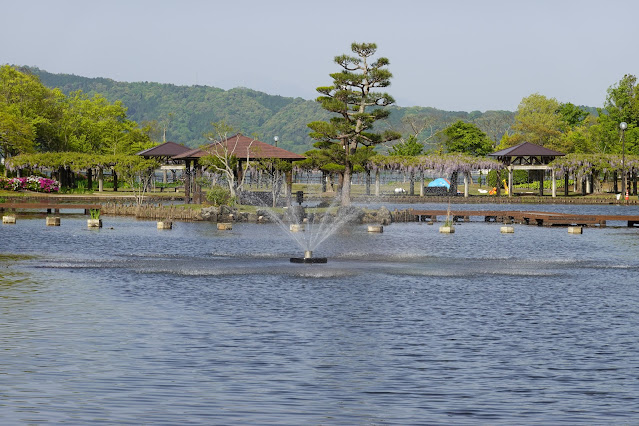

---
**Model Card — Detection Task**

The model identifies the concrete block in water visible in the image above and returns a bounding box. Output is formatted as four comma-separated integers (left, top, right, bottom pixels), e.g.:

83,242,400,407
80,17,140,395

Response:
367,225,384,233
439,225,455,233
157,221,172,230
217,222,232,230
2,215,16,224
500,226,515,234
46,217,61,226
87,219,102,228
568,226,583,234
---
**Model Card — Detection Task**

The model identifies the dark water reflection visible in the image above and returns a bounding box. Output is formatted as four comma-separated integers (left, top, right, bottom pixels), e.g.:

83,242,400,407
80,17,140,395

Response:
1,209,639,424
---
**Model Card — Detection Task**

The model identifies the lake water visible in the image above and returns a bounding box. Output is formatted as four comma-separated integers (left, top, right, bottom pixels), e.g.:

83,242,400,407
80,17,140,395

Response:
2,204,639,424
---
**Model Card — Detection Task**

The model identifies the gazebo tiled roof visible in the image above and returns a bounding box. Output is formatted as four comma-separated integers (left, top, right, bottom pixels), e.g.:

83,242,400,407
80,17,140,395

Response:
137,141,191,158
488,142,564,166
172,134,305,161
489,142,565,158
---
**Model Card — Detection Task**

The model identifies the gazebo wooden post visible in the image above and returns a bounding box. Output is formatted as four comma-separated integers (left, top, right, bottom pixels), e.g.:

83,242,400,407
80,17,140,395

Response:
539,170,544,196
98,167,104,192
375,169,380,196
87,168,93,190
285,170,293,206
366,169,371,196
463,173,469,197
564,172,569,196
184,159,191,204
68,166,75,188
194,161,202,204
551,168,557,197
508,167,513,197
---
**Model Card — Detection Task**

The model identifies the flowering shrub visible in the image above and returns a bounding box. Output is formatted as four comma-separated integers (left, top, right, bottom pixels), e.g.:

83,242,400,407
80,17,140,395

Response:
0,176,60,193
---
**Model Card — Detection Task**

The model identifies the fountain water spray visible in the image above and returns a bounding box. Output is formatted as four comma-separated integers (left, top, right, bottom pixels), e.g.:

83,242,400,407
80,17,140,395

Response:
246,194,360,264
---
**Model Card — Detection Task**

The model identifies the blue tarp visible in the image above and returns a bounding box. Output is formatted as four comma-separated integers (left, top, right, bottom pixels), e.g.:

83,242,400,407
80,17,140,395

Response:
427,178,451,188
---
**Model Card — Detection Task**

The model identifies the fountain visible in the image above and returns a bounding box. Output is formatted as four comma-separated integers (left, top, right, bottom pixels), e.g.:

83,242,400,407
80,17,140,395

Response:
248,194,361,264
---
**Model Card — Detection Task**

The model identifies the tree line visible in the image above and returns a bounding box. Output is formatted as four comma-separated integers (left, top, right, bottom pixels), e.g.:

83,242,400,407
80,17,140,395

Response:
3,51,638,202
299,43,639,203
25,66,515,154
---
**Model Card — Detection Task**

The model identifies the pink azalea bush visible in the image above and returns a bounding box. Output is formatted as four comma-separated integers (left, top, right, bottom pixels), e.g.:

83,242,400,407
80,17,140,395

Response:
0,176,60,193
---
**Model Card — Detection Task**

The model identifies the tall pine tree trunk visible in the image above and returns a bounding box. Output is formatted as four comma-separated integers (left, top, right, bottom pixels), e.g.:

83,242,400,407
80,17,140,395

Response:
341,161,352,206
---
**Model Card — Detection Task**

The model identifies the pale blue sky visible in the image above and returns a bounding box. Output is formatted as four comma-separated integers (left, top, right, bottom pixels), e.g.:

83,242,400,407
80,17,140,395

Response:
2,0,638,111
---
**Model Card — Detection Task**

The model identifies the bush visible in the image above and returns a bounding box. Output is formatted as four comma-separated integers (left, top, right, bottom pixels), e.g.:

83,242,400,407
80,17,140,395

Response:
206,185,234,206
515,179,573,190
487,170,528,187
0,176,60,193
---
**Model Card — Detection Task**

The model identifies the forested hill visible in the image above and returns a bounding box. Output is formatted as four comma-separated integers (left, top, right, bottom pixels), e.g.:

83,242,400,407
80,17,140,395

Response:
28,67,515,153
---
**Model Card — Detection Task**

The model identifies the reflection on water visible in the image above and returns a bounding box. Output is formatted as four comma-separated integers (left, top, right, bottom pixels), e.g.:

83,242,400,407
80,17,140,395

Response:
1,210,639,424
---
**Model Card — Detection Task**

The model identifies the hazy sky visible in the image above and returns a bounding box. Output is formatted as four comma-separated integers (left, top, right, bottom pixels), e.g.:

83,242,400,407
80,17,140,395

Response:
2,0,638,112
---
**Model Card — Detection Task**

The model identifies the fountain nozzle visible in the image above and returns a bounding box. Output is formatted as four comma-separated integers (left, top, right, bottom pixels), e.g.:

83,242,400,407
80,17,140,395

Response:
290,250,327,264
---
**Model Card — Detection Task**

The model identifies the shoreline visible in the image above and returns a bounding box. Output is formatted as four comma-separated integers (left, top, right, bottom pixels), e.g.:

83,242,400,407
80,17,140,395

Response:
2,191,638,205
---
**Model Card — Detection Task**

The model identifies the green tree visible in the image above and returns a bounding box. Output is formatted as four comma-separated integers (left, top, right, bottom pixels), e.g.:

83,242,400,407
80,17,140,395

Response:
389,135,424,156
557,102,589,129
0,65,60,154
308,42,400,205
470,110,515,148
604,74,639,126
441,120,493,156
57,90,151,155
509,93,562,148
0,105,36,169
388,135,424,194
597,75,639,156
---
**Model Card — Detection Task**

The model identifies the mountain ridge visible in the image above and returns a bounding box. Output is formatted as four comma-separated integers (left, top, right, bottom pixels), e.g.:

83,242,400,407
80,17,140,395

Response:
24,66,516,153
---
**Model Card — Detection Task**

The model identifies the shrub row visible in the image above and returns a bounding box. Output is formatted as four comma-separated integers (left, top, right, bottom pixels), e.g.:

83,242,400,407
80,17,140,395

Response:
0,176,60,193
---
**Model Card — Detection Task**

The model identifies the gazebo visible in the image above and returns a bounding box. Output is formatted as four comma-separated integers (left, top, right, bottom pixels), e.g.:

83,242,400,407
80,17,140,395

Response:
488,142,565,197
171,134,305,203
137,141,191,184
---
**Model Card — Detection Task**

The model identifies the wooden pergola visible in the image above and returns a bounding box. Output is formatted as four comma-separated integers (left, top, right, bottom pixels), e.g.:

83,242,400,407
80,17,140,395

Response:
137,141,191,184
171,134,305,203
488,142,565,197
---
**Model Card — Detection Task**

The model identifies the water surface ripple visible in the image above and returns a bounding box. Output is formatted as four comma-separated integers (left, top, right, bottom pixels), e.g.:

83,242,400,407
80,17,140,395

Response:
1,211,639,424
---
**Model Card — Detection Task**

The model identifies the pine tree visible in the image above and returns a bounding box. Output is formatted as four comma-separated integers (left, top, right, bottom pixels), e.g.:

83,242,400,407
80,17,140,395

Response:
308,42,400,205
